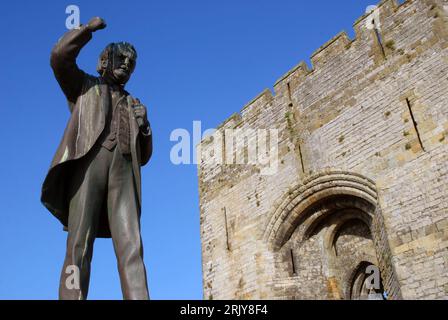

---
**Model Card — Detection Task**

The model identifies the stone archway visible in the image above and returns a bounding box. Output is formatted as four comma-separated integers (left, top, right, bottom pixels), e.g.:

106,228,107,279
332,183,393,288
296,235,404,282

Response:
263,171,402,299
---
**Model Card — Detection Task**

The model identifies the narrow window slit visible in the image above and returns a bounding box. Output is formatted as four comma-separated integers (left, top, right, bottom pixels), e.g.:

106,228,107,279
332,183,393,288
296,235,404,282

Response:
298,143,305,174
406,98,425,151
287,82,293,107
222,130,226,165
373,20,387,59
290,249,296,275
223,207,231,251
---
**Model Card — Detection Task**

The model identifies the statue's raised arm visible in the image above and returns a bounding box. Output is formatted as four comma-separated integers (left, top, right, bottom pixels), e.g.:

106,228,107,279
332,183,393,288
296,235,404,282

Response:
50,17,106,105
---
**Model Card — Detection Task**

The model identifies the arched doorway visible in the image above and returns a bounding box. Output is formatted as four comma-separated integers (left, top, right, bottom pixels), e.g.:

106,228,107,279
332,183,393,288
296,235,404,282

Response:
263,171,401,299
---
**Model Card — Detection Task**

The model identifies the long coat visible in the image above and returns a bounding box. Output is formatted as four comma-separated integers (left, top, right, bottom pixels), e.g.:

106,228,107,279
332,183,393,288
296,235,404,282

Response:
41,26,152,238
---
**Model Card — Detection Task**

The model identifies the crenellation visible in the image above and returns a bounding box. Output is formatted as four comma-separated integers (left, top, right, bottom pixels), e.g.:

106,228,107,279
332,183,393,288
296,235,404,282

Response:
310,32,353,69
240,89,273,121
273,61,310,92
202,0,440,140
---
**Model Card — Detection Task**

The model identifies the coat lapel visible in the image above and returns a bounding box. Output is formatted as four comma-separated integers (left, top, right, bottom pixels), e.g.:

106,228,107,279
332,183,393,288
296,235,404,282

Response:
98,78,110,120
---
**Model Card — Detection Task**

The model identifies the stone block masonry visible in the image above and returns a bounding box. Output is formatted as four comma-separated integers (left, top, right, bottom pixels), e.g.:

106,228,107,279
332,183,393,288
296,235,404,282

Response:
198,0,448,299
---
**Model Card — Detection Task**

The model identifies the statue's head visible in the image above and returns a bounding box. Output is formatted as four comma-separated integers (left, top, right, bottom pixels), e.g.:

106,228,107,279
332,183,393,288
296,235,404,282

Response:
97,42,137,86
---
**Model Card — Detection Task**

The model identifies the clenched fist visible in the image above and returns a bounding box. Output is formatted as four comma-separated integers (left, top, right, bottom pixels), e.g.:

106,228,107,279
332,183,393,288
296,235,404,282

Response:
86,17,107,32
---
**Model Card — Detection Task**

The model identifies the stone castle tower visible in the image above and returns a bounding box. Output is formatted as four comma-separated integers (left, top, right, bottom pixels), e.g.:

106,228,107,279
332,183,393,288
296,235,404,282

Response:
197,0,448,299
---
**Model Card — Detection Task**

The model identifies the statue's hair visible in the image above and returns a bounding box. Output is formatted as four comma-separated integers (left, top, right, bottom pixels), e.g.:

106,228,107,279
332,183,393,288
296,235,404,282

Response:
97,42,137,75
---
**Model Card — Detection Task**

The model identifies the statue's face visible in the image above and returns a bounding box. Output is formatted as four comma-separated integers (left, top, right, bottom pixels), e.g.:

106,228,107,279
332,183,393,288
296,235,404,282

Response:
107,44,137,85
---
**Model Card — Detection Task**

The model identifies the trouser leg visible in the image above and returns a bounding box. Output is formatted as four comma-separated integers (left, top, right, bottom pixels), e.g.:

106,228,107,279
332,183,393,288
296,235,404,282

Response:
107,149,149,300
59,146,110,300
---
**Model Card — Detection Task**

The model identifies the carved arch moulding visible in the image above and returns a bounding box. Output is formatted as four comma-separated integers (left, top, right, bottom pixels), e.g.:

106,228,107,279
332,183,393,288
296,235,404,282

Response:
262,171,402,300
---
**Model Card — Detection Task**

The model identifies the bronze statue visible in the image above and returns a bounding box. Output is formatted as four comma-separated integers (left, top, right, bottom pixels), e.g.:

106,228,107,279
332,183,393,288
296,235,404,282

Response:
41,17,152,300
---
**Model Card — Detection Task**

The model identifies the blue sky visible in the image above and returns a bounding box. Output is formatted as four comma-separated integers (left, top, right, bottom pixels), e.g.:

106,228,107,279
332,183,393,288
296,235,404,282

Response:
0,0,377,299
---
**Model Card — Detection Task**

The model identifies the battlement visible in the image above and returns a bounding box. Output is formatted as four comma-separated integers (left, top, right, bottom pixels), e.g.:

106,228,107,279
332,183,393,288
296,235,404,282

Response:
199,0,443,138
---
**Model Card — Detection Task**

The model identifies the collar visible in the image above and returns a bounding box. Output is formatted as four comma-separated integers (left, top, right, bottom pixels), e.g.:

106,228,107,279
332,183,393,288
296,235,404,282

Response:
100,76,129,96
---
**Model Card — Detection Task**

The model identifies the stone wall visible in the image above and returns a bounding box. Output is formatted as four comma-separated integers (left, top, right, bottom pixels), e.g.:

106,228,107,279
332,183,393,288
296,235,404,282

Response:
198,0,448,300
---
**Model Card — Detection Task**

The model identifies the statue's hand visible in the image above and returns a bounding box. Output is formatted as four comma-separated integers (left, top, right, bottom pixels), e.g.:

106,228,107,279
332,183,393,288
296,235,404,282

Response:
133,99,149,130
86,17,107,32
